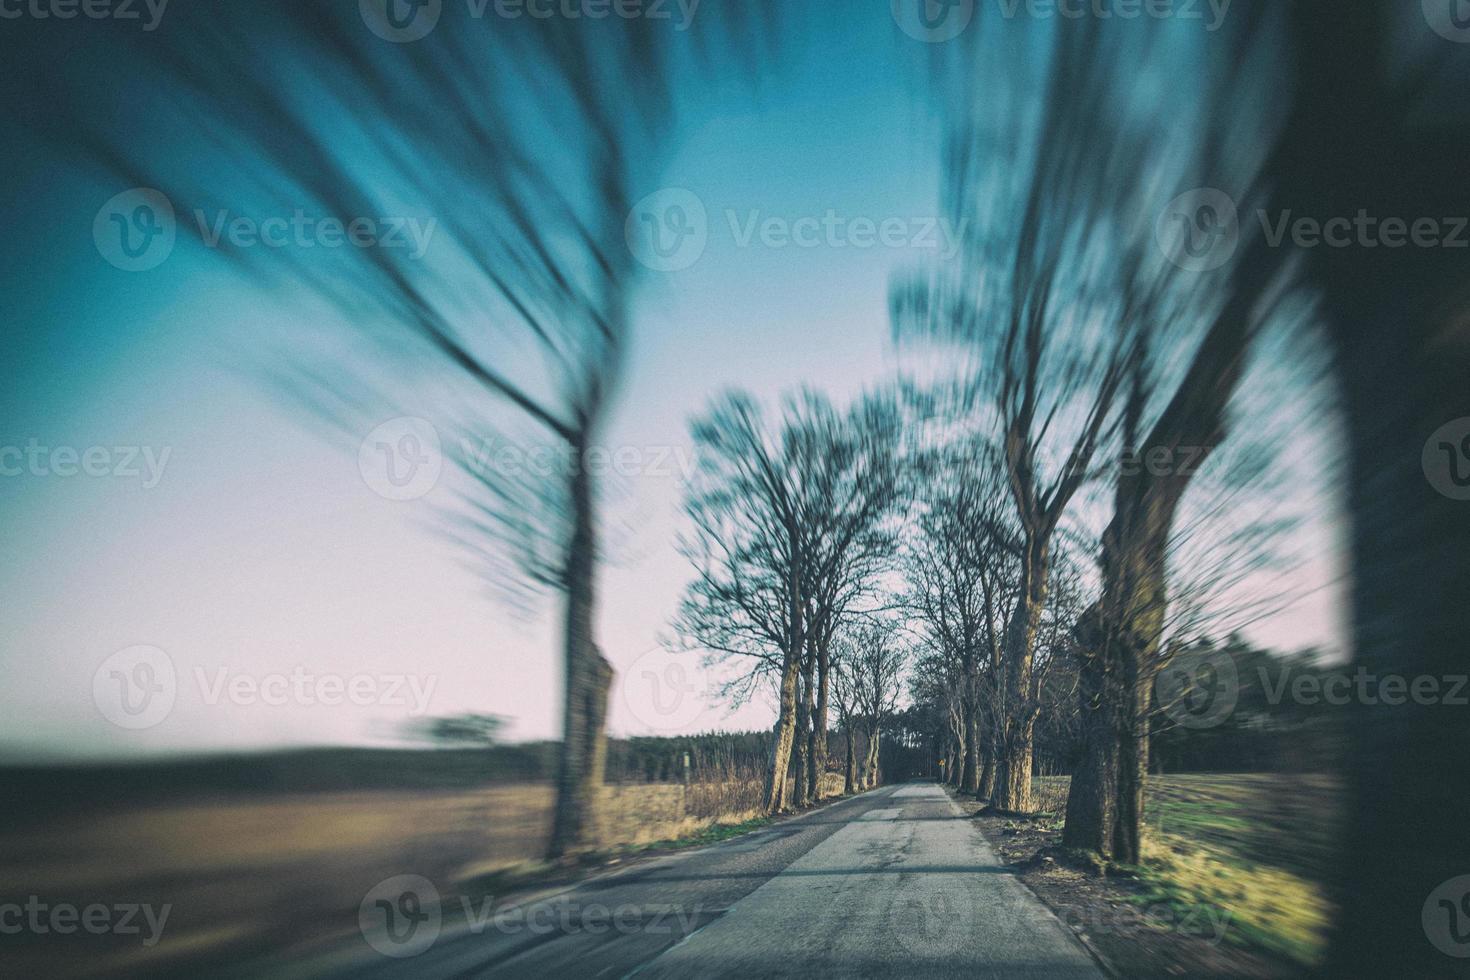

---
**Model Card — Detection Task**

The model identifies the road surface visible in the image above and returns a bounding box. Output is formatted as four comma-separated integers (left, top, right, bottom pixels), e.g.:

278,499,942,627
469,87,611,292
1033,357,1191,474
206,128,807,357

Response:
318,782,1102,979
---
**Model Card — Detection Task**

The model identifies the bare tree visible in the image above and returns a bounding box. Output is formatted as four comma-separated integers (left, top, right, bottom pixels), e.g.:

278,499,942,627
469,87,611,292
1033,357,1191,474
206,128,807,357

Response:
838,621,906,790
898,418,1019,800
831,648,863,795
1051,5,1300,865
675,390,902,811
894,24,1154,812
18,0,775,859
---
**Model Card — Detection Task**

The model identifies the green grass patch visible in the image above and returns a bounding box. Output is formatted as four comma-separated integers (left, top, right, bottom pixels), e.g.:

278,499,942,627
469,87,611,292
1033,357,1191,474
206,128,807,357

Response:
1140,831,1329,967
630,816,772,852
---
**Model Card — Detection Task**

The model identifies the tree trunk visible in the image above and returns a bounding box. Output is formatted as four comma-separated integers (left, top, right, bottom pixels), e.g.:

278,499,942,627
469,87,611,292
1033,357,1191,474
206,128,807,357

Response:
811,635,830,801
547,453,612,860
994,535,1049,812
1062,215,1269,858
962,694,981,794
1112,657,1152,865
862,728,881,789
994,723,1034,813
791,657,812,809
762,519,803,814
843,726,857,794
764,651,799,814
1063,609,1118,856
1274,4,1470,972
978,739,996,802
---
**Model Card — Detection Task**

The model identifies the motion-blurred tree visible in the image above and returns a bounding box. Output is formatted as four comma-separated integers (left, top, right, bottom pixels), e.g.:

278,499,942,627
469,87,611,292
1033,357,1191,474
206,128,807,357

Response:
16,0,777,859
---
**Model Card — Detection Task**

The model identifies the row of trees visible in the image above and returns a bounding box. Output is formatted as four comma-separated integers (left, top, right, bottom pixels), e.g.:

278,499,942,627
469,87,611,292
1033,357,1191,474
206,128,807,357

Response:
32,2,1468,969
672,393,907,810
684,6,1470,973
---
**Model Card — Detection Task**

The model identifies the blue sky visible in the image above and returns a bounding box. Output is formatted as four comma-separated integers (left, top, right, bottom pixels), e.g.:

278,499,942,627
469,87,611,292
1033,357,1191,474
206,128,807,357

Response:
0,2,1345,760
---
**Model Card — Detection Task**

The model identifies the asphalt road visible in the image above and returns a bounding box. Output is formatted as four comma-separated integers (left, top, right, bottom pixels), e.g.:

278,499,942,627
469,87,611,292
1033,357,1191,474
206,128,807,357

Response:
321,782,1102,979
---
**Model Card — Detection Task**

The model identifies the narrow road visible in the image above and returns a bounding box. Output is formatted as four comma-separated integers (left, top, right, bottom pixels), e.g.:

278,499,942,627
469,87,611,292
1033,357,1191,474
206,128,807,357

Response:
322,782,1101,979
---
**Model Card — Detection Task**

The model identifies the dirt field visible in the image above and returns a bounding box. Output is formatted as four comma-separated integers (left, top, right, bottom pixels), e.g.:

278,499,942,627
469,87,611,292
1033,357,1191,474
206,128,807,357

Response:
2,776,840,977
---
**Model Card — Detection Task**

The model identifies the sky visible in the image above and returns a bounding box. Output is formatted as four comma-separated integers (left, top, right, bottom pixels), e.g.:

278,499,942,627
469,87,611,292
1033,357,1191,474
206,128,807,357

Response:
0,2,1346,761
